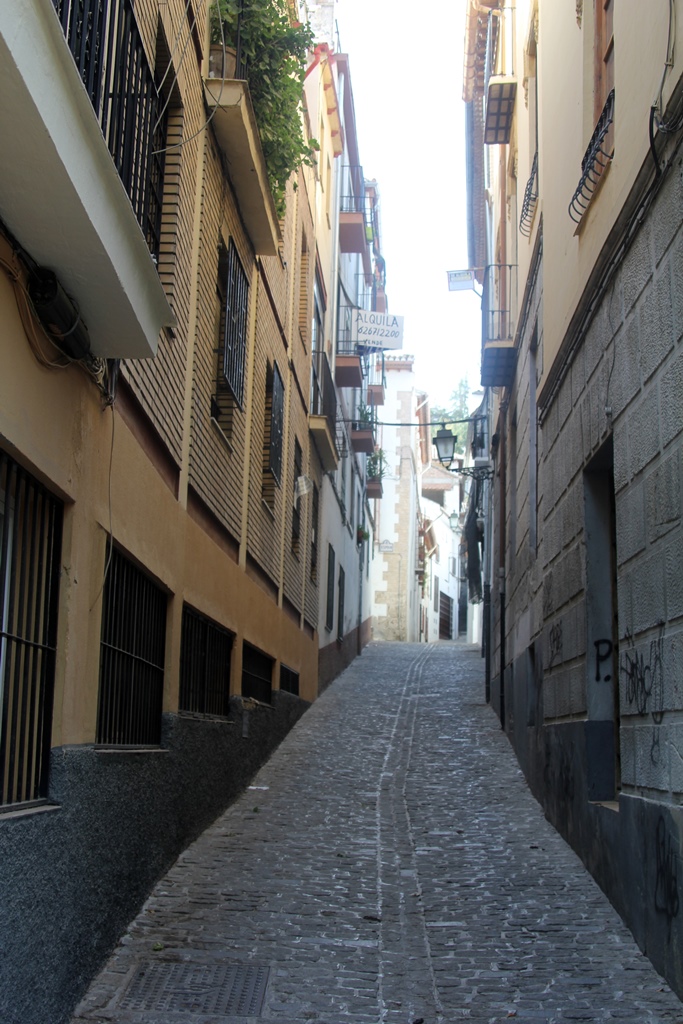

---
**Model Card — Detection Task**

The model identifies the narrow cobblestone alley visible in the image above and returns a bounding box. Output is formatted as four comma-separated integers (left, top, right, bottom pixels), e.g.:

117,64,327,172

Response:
71,643,683,1024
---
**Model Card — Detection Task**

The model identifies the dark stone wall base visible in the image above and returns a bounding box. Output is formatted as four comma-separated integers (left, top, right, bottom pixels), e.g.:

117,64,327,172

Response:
318,617,371,693
502,652,683,1001
0,691,309,1024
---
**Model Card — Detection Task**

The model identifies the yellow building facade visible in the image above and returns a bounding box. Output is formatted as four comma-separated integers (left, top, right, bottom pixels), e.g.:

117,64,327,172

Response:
0,1,360,1020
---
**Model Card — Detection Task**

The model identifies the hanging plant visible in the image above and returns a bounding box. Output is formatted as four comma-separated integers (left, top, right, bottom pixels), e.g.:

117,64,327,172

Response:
210,0,317,217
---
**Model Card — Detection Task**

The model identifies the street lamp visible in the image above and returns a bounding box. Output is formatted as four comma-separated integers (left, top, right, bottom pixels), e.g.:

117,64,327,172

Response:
434,425,457,469
433,424,494,482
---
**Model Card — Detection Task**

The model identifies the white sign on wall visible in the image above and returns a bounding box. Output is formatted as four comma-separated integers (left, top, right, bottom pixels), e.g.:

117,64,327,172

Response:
352,310,404,349
447,269,476,291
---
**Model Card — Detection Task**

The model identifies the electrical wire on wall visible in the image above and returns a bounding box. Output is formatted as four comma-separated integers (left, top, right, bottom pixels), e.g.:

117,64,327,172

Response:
0,215,120,609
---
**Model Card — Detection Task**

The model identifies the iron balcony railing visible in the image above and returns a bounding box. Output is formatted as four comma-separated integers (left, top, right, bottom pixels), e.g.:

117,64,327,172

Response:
366,349,386,394
51,0,166,258
340,164,366,214
569,89,615,224
311,349,337,431
482,263,517,344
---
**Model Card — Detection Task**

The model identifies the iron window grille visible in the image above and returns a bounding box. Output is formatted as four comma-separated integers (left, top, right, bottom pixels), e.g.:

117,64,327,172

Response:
519,151,539,237
0,452,62,808
292,439,302,550
279,665,299,696
242,643,272,704
96,546,166,745
180,605,233,717
214,240,249,410
337,566,345,642
310,484,319,583
569,89,615,224
267,362,285,484
325,544,335,631
52,0,168,261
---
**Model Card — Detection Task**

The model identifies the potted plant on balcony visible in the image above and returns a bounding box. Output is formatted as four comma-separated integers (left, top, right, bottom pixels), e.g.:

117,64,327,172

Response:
357,526,370,544
366,448,385,499
350,401,375,454
209,0,317,216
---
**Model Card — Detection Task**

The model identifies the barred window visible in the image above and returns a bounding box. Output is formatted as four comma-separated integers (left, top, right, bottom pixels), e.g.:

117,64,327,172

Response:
263,362,285,503
325,544,335,631
337,565,345,641
280,665,299,696
212,240,248,437
292,438,302,551
180,605,233,717
242,643,273,704
310,484,319,582
97,548,166,746
0,452,62,807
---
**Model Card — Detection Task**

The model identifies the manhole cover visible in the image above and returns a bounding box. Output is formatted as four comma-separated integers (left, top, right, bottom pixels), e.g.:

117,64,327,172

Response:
119,962,269,1016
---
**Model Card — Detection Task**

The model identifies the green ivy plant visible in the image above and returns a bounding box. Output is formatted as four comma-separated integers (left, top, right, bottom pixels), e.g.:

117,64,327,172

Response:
209,0,317,217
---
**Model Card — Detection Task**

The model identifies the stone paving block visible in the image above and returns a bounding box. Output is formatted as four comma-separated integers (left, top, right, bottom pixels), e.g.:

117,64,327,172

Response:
71,643,683,1024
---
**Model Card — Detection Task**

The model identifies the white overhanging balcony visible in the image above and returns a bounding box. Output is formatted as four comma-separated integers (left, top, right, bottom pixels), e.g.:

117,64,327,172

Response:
0,0,176,359
203,77,280,256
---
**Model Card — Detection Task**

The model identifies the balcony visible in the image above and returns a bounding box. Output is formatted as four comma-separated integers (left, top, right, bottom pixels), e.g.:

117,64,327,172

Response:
480,263,517,388
484,76,517,145
335,305,364,389
0,0,175,359
350,404,377,455
309,350,339,471
339,166,373,280
366,449,384,500
204,78,280,256
366,351,386,407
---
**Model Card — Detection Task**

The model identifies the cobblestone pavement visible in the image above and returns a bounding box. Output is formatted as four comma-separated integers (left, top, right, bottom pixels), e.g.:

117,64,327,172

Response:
71,642,683,1024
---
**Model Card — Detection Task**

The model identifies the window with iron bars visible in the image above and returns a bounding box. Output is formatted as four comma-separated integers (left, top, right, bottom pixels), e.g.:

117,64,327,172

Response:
51,0,171,263
0,452,62,808
242,643,272,704
179,605,233,718
96,547,166,746
337,565,345,642
325,544,335,631
292,438,302,553
310,484,319,583
279,665,299,696
211,240,248,439
263,361,284,507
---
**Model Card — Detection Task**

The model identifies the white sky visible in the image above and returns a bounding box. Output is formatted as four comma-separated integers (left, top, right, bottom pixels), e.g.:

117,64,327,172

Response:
334,0,483,410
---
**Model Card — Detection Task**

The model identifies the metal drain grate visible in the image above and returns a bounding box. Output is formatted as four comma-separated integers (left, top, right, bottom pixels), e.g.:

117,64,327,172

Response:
119,962,269,1016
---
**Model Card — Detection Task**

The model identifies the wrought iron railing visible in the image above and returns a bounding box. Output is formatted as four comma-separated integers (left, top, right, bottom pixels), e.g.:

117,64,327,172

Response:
519,151,538,237
340,164,366,214
569,89,615,224
482,264,517,344
51,0,166,258
310,350,337,431
366,350,386,397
